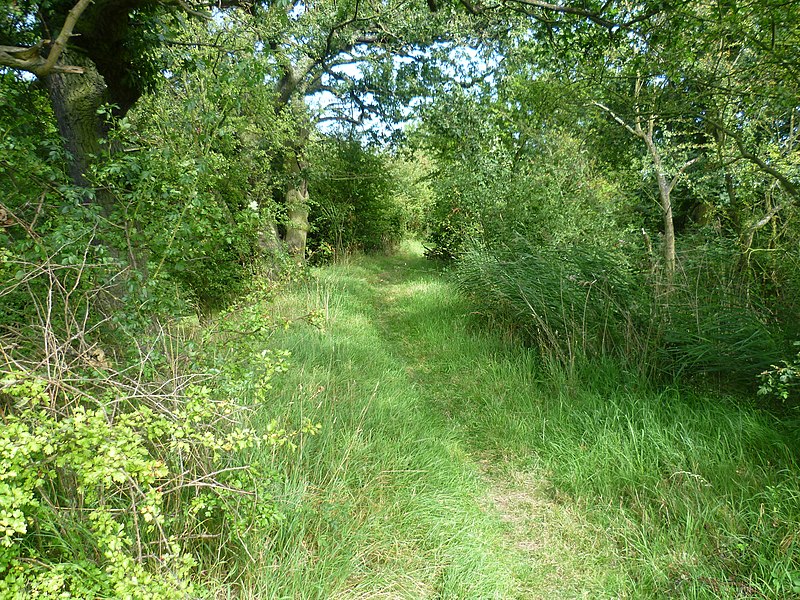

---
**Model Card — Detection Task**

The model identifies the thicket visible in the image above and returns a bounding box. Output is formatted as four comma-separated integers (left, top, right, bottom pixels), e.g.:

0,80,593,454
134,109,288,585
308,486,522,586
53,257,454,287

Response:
421,99,799,396
0,59,322,600
307,138,420,259
0,72,306,591
409,1,800,401
0,226,313,596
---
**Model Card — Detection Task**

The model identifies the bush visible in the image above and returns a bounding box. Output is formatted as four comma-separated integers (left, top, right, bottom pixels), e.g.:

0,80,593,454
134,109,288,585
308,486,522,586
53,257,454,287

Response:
758,341,800,406
93,89,281,315
0,246,316,596
308,138,407,259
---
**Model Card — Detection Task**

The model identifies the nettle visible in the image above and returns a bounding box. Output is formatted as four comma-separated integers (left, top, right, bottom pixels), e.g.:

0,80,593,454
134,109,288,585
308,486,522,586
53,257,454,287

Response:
0,360,314,598
759,342,800,405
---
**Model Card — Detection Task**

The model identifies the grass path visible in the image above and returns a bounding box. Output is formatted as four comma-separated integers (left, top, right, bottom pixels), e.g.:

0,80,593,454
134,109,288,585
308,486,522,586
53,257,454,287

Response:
243,244,623,599
362,247,623,598
241,243,800,599
364,247,625,598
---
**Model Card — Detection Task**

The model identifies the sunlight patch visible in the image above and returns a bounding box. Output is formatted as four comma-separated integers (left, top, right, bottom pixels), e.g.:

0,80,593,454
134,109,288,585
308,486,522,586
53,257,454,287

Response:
391,280,443,299
339,312,374,333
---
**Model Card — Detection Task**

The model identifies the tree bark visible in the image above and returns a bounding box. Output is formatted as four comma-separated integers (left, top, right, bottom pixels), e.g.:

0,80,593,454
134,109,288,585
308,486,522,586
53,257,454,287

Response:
646,140,676,281
43,49,109,193
43,48,137,286
284,151,309,259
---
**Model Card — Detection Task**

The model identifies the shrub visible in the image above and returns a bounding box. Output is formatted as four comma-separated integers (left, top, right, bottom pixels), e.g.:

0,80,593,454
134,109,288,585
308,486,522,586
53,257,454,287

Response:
0,243,316,596
424,131,624,261
308,138,407,258
92,106,277,315
758,343,800,405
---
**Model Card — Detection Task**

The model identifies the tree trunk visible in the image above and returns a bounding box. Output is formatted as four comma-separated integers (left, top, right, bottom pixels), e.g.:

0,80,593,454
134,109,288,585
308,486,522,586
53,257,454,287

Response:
43,49,109,194
645,137,676,283
43,49,140,291
593,99,678,283
655,170,676,280
284,151,309,259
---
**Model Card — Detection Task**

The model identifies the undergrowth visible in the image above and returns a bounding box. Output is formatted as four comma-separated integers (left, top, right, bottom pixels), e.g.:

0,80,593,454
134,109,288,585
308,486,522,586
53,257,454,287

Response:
453,237,788,388
0,248,315,597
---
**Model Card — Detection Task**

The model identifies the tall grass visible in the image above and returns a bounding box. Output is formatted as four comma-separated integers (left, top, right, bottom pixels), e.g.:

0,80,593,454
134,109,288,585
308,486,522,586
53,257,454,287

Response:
453,236,786,386
453,239,653,375
222,246,800,598
230,258,519,598
659,240,785,384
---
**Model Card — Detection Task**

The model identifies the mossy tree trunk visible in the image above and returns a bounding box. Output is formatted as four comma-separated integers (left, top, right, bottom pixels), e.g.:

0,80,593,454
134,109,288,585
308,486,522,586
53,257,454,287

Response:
43,49,109,192
284,150,310,259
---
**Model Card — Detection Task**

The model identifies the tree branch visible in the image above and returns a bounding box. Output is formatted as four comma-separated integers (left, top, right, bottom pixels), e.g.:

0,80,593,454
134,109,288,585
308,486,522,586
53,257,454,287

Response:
740,196,790,255
475,0,664,29
668,156,700,194
0,0,93,76
41,0,94,74
502,0,616,27
710,119,800,200
173,0,213,20
593,101,640,138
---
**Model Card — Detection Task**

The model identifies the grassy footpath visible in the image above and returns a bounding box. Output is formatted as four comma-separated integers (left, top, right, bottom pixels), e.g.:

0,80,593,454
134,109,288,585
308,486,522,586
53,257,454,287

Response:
232,242,800,599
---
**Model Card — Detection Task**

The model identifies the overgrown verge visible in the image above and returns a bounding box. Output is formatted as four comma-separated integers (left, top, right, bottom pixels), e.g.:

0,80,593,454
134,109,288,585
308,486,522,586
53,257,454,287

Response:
0,244,316,596
419,100,800,397
453,236,789,388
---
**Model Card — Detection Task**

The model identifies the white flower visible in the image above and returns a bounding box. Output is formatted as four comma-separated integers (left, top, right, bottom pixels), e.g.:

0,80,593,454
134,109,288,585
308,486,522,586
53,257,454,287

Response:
248,200,259,211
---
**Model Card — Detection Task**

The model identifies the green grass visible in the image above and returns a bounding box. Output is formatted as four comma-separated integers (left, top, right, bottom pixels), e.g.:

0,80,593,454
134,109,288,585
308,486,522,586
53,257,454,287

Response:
222,241,800,599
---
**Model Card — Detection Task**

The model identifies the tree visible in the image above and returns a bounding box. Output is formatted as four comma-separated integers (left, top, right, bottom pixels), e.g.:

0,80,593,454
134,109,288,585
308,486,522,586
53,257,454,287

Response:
241,0,453,257
1,0,172,193
593,80,699,282
1,0,451,257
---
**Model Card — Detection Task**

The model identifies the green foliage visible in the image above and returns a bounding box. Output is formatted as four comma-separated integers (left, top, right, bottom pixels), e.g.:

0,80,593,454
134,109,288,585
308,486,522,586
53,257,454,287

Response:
0,74,132,339
390,150,435,237
0,58,284,322
425,197,483,261
422,121,625,260
454,231,787,385
0,366,297,597
0,373,193,598
308,138,407,258
5,0,800,595
759,343,800,404
424,119,646,367
0,215,316,596
416,40,799,392
91,31,289,314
